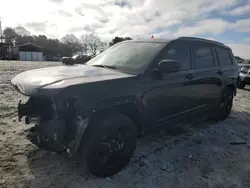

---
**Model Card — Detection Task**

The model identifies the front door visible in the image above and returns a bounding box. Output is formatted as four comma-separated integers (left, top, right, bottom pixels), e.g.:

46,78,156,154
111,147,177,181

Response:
142,40,203,126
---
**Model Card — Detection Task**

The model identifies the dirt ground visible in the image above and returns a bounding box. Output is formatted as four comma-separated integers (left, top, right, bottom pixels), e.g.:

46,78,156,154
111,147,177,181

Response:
1,61,250,188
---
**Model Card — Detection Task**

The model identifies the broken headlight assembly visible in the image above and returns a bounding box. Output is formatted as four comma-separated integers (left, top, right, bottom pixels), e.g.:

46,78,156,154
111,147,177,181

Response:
18,97,56,124
18,96,83,153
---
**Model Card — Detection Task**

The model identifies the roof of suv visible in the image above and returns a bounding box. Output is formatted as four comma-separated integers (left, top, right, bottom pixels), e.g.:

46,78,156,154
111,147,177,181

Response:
124,37,230,49
124,38,172,43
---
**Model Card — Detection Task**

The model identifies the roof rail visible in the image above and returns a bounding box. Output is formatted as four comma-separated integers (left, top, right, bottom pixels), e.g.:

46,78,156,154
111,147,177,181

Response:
178,37,224,46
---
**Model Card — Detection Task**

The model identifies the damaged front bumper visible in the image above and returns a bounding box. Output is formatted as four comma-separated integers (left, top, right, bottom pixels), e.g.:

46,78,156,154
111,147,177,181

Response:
18,99,54,124
18,97,89,156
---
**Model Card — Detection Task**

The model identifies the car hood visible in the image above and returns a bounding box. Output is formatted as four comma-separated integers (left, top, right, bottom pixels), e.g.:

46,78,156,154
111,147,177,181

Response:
11,64,135,96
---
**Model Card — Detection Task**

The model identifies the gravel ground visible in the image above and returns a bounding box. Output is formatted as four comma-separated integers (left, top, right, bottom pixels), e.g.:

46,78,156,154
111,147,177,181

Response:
0,61,250,188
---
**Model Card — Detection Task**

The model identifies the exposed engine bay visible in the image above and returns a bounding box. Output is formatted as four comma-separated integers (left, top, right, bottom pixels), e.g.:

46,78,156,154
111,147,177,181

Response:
18,97,89,156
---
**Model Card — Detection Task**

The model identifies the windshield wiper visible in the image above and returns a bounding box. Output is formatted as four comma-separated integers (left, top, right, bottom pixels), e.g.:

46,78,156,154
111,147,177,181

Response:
92,65,116,69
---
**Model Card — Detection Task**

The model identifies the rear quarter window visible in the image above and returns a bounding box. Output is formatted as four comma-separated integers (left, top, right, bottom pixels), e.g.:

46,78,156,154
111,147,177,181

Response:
215,47,232,66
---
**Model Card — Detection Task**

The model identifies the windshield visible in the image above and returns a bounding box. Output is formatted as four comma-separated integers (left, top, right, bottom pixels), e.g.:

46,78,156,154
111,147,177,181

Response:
86,42,165,74
72,55,79,59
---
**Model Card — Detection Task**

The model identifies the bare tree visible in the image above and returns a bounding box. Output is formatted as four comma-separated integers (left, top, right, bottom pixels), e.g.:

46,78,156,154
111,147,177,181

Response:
14,26,31,36
61,34,82,56
80,34,106,57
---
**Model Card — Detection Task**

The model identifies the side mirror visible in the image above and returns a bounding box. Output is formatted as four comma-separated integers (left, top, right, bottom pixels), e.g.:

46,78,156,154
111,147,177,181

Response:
158,60,180,73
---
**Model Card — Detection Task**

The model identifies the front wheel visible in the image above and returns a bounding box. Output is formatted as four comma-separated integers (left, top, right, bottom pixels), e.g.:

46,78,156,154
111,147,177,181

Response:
79,112,137,177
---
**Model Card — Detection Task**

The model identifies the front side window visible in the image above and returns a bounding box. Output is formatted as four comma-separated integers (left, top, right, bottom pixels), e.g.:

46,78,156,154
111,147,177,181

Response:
159,41,191,70
86,42,165,74
193,44,214,69
72,55,79,59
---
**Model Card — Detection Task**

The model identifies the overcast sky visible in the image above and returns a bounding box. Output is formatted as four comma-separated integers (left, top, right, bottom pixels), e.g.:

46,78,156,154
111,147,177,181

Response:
0,0,250,58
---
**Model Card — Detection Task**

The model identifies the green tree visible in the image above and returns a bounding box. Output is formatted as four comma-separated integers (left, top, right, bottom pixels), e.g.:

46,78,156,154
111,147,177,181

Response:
109,36,132,46
3,27,18,43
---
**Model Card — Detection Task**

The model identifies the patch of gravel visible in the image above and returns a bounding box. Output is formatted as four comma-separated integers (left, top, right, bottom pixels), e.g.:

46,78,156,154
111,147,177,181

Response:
0,60,250,188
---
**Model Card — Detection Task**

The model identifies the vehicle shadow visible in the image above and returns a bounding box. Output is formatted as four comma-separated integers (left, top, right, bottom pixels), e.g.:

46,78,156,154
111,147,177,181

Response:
25,110,250,188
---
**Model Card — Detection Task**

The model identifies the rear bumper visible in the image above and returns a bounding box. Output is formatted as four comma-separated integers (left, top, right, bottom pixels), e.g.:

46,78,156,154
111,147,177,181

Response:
239,72,250,84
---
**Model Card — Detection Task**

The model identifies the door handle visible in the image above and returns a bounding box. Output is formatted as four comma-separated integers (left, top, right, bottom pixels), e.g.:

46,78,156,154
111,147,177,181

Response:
185,73,194,80
217,70,223,75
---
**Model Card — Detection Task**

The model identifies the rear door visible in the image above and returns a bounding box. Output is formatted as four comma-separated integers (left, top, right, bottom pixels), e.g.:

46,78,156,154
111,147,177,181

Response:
214,46,239,86
190,41,222,107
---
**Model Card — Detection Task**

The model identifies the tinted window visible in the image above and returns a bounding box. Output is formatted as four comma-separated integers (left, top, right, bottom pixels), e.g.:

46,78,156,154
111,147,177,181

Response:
160,41,191,70
215,47,232,66
193,44,214,69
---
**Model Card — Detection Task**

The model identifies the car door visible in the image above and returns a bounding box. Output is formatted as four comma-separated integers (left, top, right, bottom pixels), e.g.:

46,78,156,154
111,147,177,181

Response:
190,41,222,107
142,40,204,125
214,46,239,87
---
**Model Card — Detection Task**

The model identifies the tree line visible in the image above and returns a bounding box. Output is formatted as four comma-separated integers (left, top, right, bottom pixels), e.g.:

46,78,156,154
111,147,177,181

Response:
2,26,132,57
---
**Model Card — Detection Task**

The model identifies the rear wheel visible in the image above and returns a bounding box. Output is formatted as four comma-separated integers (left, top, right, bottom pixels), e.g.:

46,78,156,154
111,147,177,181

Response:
212,87,233,121
79,112,137,177
237,78,246,89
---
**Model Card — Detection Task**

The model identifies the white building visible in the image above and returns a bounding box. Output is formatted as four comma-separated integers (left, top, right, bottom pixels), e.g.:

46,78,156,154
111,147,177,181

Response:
19,43,43,61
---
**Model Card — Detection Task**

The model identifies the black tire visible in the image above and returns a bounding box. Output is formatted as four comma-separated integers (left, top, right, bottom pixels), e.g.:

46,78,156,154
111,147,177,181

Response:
237,79,246,89
79,111,137,177
212,87,234,121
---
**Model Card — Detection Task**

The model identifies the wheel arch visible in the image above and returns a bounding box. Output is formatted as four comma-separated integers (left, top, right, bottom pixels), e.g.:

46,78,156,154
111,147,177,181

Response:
224,82,237,96
73,97,144,153
90,100,144,136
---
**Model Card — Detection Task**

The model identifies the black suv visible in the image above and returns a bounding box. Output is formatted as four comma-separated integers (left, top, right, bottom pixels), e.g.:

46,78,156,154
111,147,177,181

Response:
11,37,239,177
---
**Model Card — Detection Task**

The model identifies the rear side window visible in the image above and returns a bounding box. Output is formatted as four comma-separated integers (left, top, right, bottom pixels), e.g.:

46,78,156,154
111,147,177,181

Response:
215,47,232,66
160,41,191,70
193,44,214,69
